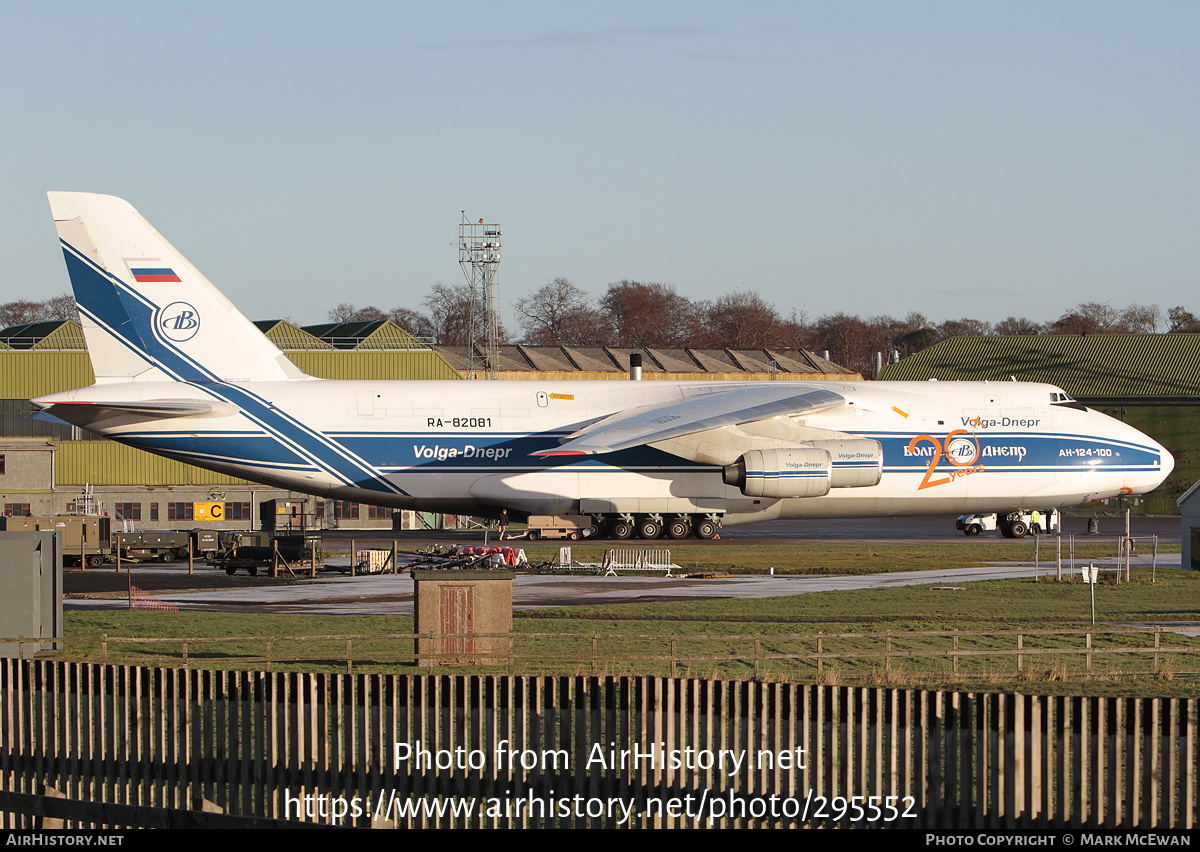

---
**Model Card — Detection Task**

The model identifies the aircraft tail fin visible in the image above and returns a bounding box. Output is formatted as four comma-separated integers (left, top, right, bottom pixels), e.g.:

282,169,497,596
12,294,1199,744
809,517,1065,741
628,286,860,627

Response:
48,192,307,384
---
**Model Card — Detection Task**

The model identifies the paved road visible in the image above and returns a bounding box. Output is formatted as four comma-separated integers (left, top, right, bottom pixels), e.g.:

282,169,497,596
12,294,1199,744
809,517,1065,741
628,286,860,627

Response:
67,553,1183,616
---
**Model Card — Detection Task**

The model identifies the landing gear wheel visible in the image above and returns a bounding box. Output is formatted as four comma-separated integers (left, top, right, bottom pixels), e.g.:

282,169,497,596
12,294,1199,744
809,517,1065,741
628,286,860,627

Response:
637,517,663,540
694,519,719,540
610,519,635,540
667,517,692,539
964,524,982,536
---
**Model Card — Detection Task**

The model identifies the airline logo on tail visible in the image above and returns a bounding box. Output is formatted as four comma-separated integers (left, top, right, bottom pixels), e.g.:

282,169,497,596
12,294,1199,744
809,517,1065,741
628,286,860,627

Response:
158,301,200,341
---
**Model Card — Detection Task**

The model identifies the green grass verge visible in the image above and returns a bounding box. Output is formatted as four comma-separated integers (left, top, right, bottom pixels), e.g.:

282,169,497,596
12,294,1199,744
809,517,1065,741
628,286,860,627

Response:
61,561,1199,697
516,539,1178,574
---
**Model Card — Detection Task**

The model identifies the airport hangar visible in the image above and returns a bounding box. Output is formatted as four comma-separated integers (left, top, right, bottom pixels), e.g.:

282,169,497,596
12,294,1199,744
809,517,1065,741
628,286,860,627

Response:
878,332,1200,516
0,318,855,532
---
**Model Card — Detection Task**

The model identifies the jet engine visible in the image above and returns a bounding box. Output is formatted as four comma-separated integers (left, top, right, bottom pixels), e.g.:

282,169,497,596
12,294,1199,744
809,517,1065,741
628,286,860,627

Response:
722,438,883,498
723,448,832,498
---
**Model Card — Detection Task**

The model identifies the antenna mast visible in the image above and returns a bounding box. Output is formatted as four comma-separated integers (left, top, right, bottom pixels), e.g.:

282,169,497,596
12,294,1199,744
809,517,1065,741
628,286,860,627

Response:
458,213,502,379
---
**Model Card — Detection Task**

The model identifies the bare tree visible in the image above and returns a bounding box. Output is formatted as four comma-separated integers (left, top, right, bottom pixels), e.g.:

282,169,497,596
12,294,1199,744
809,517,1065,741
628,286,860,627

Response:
421,283,471,345
600,281,701,347
0,299,53,327
388,307,437,340
1049,302,1126,334
1167,306,1200,333
811,312,874,376
778,309,815,350
44,293,79,322
327,303,386,322
419,282,508,346
1119,303,1161,333
698,291,791,348
327,303,359,322
993,316,1044,335
940,317,993,338
514,277,614,345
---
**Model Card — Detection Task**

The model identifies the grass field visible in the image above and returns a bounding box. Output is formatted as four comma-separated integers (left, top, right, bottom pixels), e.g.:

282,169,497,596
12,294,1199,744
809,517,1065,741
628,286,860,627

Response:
57,540,1200,697
512,537,1175,575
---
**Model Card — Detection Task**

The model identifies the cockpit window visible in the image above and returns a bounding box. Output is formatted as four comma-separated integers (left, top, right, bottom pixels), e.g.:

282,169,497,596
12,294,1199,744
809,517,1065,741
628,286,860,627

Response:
1051,391,1087,411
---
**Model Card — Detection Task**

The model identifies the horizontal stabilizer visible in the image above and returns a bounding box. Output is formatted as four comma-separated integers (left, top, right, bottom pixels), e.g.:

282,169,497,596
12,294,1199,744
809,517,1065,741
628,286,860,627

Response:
32,399,218,431
37,400,214,416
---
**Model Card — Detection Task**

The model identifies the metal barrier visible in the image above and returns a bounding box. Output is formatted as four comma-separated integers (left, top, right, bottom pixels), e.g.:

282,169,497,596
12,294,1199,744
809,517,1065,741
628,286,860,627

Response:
1032,534,1160,581
602,548,677,577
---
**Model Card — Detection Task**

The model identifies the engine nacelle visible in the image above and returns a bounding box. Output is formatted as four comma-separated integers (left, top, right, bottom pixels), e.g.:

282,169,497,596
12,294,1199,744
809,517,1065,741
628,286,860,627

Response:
806,437,884,488
723,448,832,498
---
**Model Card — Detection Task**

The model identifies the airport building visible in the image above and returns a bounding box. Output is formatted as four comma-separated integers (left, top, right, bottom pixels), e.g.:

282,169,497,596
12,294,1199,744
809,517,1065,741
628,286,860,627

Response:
878,333,1200,514
0,318,856,530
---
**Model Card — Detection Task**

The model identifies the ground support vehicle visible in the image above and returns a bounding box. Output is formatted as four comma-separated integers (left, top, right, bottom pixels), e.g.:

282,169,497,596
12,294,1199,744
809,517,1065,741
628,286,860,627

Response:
214,531,321,576
956,509,1060,538
0,516,224,565
521,514,596,541
114,530,193,563
0,515,113,567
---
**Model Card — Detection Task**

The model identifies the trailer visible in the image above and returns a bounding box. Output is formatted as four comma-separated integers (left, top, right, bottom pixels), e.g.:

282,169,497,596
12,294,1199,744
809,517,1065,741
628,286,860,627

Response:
0,515,113,567
114,530,193,563
522,514,597,541
0,515,224,566
214,531,321,576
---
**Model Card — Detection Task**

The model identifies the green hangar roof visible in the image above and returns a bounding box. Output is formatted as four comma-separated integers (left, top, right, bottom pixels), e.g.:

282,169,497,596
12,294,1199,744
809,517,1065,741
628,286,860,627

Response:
878,334,1200,399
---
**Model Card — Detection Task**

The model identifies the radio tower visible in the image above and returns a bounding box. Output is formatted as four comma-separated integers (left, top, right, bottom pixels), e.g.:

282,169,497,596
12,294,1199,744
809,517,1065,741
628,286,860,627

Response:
459,213,503,379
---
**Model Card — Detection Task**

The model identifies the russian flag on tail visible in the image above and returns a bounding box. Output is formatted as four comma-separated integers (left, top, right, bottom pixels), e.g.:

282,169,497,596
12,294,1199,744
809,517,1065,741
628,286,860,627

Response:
129,261,181,283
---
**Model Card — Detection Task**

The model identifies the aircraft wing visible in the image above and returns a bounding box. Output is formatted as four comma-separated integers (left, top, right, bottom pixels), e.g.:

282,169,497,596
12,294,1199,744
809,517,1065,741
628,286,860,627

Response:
532,385,846,456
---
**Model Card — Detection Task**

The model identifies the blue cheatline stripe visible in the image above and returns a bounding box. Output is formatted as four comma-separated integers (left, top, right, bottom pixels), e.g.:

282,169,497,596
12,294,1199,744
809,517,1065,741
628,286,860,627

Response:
61,240,408,495
747,473,828,480
857,428,1157,453
116,433,316,470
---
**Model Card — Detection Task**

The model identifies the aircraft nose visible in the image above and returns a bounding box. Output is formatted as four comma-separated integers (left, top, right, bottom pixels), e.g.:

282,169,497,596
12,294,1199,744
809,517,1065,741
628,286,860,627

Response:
1155,438,1175,481
1132,432,1174,494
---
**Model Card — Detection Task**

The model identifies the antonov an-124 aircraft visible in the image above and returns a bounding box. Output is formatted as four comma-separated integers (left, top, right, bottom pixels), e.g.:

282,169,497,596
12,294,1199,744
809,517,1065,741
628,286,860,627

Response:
33,193,1173,539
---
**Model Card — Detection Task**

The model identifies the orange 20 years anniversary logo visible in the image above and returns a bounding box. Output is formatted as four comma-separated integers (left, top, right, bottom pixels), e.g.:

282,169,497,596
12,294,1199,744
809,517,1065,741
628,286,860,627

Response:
906,429,985,490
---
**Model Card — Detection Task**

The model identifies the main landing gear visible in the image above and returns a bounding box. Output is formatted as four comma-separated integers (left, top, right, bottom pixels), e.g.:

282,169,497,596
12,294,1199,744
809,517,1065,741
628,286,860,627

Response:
590,512,721,540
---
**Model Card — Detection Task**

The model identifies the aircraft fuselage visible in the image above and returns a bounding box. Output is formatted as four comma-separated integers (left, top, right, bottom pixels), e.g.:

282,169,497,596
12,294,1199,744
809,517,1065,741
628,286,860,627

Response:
38,376,1170,526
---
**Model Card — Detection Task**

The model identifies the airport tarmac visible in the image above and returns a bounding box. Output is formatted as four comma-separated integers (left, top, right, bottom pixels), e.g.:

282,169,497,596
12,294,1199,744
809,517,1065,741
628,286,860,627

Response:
322,513,1179,548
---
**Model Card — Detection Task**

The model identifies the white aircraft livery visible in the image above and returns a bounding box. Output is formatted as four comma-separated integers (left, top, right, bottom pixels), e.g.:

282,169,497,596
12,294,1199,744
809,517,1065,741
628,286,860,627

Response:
34,192,1174,539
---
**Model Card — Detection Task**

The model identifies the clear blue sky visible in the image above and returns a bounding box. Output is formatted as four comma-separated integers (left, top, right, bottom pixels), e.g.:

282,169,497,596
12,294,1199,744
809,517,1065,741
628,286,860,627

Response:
3,1,1197,329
